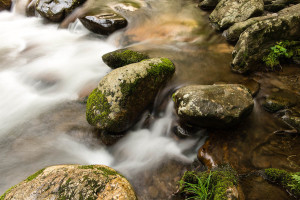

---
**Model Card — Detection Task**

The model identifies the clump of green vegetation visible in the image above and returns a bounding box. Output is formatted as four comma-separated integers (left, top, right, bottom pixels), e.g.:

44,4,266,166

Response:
26,168,45,182
102,49,149,69
179,165,238,200
0,185,16,200
86,88,111,127
148,58,175,76
264,168,300,198
263,41,300,70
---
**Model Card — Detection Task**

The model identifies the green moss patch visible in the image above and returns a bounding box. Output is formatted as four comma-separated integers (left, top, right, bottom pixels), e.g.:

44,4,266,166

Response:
26,168,45,182
179,165,238,200
264,168,300,198
86,88,111,127
148,58,175,78
0,185,17,200
102,49,149,69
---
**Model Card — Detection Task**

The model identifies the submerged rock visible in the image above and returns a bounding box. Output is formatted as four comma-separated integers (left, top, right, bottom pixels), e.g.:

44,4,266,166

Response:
198,0,219,10
173,84,254,128
0,0,11,11
209,0,264,31
231,4,300,73
280,106,300,132
36,0,86,22
0,165,137,200
179,165,240,200
262,89,298,113
102,49,149,69
80,12,127,35
86,58,175,132
264,168,300,198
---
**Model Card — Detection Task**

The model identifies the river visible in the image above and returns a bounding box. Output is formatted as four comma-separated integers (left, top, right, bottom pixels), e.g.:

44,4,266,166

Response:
0,0,299,199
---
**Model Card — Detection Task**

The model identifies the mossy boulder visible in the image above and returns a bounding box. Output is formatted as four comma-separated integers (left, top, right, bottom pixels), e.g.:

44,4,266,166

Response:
198,0,220,10
209,0,264,31
86,58,175,132
102,49,149,69
173,84,254,128
36,0,86,22
0,0,11,11
0,165,137,200
80,12,127,35
231,4,300,73
179,165,239,200
264,168,300,198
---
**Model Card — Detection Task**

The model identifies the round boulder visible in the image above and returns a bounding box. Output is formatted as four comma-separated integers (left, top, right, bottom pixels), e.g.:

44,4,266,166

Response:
80,12,128,35
86,58,175,133
102,49,149,69
0,165,137,200
36,0,86,22
173,84,254,128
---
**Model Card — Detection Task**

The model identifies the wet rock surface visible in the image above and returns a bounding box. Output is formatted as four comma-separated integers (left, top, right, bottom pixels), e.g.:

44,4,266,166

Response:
198,0,219,10
80,12,128,35
86,58,175,133
0,0,11,11
231,4,300,73
36,0,86,22
173,84,254,128
0,165,137,200
264,0,300,12
209,0,264,31
102,49,149,69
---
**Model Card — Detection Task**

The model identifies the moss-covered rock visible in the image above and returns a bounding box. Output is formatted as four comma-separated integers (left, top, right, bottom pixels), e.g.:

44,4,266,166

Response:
173,84,254,128
0,0,11,11
0,165,137,200
36,0,86,22
231,4,300,73
86,58,175,132
102,49,149,69
209,0,264,31
80,12,127,35
179,165,239,200
264,168,300,198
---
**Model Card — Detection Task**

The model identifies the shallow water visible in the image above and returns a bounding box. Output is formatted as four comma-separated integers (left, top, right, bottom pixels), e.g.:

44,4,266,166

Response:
0,0,299,199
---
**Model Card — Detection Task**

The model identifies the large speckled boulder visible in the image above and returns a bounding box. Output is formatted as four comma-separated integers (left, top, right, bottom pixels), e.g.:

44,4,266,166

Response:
36,0,86,22
224,15,277,43
0,0,11,11
102,49,149,69
86,58,175,132
231,4,300,73
173,84,254,128
198,0,220,10
80,12,127,35
0,165,137,200
209,0,264,31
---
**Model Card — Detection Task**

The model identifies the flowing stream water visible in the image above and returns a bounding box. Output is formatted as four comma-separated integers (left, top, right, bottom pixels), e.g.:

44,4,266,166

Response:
0,0,299,199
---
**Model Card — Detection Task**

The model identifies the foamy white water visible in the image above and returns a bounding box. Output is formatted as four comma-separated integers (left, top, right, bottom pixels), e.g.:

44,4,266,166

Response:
0,9,204,194
0,11,115,134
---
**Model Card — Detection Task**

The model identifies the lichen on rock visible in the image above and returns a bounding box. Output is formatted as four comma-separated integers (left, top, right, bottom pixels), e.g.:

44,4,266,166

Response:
0,165,137,200
173,84,254,128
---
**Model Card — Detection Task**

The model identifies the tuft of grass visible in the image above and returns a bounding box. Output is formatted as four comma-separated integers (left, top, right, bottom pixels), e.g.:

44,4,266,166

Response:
182,171,214,200
263,41,300,70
